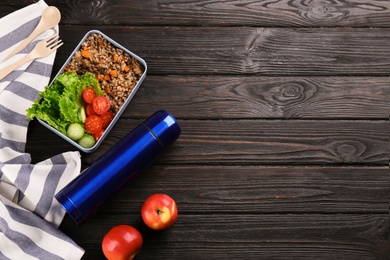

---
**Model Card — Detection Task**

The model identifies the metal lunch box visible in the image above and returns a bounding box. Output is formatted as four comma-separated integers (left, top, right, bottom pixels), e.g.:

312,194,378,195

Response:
38,30,147,153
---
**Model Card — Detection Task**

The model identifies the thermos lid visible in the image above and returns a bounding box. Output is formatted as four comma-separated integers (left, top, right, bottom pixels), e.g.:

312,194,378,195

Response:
143,110,181,148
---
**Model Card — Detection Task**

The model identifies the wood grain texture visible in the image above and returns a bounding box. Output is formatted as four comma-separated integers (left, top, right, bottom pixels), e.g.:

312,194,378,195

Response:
53,26,390,76
60,213,389,259
76,165,389,214
26,119,388,165
127,75,390,119
169,119,388,165
3,0,385,27
2,1,389,259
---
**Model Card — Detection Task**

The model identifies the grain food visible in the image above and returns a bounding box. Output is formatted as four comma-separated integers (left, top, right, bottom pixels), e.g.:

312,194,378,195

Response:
65,33,144,114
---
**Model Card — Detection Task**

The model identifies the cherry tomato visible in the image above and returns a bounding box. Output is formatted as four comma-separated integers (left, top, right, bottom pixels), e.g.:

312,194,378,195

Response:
82,87,96,104
102,225,143,260
93,96,111,115
94,129,104,141
85,104,97,116
101,111,114,129
84,115,103,134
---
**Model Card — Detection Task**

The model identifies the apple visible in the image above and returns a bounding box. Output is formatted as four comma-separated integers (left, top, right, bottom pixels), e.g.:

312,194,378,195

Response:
102,225,143,260
141,193,178,230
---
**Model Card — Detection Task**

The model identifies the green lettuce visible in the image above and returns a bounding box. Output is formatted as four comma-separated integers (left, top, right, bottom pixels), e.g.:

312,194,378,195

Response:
27,71,101,135
80,72,105,96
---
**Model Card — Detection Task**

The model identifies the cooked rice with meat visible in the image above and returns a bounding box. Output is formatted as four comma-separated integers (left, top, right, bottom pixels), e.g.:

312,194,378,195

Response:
65,33,144,114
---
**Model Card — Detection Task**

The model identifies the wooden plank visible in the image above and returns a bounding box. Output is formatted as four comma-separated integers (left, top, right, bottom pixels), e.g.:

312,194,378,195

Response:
26,119,388,165
53,26,390,76
62,0,390,28
85,165,389,214
5,0,390,27
126,75,390,119
59,213,389,259
165,119,388,165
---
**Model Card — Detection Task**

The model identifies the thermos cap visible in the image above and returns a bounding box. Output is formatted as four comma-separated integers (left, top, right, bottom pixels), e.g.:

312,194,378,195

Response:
144,110,181,148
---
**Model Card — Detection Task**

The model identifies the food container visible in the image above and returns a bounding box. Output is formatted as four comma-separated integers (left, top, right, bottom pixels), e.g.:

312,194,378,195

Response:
38,30,147,152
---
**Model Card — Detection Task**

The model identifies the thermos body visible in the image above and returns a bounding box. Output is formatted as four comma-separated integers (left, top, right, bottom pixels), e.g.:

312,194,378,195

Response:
55,110,181,224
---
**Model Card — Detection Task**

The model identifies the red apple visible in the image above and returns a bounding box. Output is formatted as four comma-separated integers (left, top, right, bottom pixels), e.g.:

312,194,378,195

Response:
102,225,142,260
141,194,178,230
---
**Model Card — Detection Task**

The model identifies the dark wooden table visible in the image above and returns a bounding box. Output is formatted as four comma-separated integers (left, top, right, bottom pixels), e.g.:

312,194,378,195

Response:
3,0,390,259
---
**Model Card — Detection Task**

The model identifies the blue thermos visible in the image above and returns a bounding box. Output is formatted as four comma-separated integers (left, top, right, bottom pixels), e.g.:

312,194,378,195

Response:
55,110,181,224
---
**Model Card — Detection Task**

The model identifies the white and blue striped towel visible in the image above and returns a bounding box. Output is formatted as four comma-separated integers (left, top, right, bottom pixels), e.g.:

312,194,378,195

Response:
0,1,85,259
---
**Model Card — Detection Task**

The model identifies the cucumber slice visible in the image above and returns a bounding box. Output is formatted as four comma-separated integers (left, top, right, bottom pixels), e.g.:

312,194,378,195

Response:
67,123,85,141
78,107,87,123
78,134,96,148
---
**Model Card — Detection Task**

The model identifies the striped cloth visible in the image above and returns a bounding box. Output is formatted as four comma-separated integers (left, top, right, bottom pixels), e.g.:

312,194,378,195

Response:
0,1,85,259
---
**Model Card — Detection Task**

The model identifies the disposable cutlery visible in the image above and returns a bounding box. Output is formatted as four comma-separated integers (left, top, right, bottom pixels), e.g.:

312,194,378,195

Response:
4,6,61,61
0,34,63,80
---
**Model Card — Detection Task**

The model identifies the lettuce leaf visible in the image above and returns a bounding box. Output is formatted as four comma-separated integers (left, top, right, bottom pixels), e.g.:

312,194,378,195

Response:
26,71,100,135
80,72,105,96
58,72,84,123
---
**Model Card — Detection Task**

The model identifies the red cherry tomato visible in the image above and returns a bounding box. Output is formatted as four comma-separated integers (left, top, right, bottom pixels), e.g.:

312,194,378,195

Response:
94,129,104,141
82,87,96,104
102,225,143,260
84,115,103,134
93,96,111,115
85,104,97,116
101,111,114,129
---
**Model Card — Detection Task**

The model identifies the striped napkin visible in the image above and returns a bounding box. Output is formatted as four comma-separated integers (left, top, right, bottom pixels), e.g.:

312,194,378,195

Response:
0,1,85,259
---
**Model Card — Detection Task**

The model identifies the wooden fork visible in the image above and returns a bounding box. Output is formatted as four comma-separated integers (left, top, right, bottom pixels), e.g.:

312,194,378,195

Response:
0,34,63,80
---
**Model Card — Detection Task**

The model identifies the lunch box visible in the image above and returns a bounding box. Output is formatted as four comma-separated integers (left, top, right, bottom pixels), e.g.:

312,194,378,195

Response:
38,30,147,152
